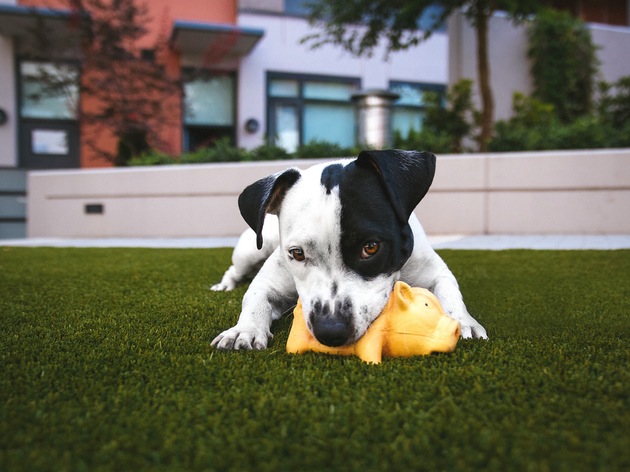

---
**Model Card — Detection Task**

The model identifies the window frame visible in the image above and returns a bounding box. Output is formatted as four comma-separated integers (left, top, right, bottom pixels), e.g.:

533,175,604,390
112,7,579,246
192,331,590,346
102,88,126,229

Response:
266,71,361,151
181,68,237,151
18,59,81,121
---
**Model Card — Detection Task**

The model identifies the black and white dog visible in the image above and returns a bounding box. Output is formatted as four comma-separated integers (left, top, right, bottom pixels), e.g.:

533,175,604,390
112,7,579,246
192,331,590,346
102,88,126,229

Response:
211,149,487,350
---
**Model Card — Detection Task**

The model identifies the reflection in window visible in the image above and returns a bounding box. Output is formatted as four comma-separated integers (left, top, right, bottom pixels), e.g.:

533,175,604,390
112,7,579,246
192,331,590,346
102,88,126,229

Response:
20,61,79,120
285,1,446,31
269,79,299,98
184,75,235,126
182,72,236,151
268,74,360,152
284,0,310,16
417,4,447,32
303,81,357,101
390,81,446,138
274,104,300,153
304,103,354,148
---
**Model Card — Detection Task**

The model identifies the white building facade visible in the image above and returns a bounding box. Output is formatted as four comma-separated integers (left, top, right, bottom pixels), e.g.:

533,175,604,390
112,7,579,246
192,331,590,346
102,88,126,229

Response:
236,1,448,152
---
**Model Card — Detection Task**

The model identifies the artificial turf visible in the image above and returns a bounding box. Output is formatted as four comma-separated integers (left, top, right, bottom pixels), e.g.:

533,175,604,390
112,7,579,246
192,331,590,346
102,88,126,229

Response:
0,247,628,471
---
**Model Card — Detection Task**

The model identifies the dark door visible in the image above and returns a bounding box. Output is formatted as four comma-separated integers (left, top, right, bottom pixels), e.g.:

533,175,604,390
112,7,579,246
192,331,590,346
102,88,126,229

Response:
19,120,80,169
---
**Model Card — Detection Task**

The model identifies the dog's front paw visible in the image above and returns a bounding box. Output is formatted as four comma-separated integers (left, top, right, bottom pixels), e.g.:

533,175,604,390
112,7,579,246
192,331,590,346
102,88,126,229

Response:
458,318,488,340
210,281,235,291
211,325,271,350
210,265,245,291
446,311,488,340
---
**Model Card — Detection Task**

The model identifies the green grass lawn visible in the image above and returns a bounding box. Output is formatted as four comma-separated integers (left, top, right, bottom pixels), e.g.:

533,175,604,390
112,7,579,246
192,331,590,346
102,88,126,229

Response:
1,247,629,471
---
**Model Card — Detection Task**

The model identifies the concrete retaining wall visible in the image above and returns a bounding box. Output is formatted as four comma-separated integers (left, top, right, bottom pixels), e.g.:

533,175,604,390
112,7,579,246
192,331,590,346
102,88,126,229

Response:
28,149,630,238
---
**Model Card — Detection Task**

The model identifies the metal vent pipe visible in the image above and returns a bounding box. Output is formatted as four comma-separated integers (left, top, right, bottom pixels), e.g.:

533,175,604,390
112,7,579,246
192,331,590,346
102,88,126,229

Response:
351,89,400,149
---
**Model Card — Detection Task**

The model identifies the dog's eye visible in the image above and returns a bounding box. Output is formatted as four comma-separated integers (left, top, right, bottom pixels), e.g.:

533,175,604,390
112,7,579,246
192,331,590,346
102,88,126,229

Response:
289,247,306,262
361,241,379,259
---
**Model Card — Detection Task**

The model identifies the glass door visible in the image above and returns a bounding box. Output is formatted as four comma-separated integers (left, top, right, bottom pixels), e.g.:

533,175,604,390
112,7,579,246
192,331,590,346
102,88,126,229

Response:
18,61,80,169
19,121,79,169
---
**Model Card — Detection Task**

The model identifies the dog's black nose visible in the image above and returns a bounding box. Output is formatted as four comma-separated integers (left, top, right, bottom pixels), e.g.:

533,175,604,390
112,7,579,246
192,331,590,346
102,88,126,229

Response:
312,318,353,347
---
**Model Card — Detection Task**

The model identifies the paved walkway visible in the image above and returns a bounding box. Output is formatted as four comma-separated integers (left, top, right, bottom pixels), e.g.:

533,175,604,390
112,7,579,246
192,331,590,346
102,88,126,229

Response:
429,234,630,250
2,235,629,250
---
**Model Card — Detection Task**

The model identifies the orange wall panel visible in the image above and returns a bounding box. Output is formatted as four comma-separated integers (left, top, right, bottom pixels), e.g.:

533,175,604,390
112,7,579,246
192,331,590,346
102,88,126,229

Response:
19,0,236,27
18,0,235,166
148,0,236,23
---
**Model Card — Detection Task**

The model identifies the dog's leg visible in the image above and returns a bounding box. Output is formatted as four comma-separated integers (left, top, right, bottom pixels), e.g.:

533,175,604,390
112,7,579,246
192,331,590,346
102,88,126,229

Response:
210,229,267,291
211,249,297,350
211,218,280,291
429,266,488,339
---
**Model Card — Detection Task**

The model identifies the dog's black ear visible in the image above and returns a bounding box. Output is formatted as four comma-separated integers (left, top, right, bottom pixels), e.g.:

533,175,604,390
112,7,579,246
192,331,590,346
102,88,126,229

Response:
238,169,301,249
356,149,436,224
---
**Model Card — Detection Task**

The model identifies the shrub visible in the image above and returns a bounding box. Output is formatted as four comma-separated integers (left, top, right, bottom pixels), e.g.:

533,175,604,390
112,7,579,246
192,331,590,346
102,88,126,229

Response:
489,93,556,151
128,138,358,166
422,79,477,152
491,11,629,152
598,76,630,130
179,137,248,163
489,82,630,153
294,139,354,159
247,142,292,161
127,151,176,166
129,138,250,166
527,8,599,123
393,128,455,154
547,115,616,150
393,79,479,154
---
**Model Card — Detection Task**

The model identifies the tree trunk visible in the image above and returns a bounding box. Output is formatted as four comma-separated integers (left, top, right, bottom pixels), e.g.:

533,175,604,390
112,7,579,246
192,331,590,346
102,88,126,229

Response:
475,6,494,152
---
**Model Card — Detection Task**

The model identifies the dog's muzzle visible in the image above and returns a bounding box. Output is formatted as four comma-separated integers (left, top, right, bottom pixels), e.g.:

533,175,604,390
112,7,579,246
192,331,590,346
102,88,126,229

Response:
310,299,354,347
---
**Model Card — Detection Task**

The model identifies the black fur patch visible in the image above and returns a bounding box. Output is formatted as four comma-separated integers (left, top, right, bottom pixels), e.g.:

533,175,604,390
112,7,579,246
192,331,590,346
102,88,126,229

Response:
338,160,411,279
320,163,343,195
238,168,301,249
335,150,435,279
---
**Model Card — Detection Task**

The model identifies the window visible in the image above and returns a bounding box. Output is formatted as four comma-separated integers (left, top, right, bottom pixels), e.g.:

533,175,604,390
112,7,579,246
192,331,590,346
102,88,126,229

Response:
267,73,360,153
284,0,310,16
284,1,446,31
390,81,446,138
31,129,69,155
183,71,235,151
20,61,79,120
418,4,447,32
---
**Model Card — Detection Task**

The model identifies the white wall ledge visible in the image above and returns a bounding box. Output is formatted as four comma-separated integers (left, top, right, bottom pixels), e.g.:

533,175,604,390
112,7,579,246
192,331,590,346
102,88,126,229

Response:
28,149,630,238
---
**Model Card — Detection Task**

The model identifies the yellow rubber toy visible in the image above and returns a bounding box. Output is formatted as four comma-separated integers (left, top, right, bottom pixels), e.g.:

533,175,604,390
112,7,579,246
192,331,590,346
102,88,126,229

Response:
286,281,461,364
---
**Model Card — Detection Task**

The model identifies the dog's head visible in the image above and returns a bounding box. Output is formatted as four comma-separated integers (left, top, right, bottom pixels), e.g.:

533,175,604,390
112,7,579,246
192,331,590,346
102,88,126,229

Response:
238,149,436,347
